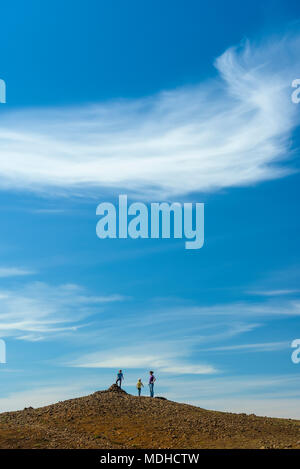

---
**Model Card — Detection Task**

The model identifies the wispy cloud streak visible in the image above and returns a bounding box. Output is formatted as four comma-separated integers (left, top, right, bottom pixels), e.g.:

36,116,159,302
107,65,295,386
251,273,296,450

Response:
0,282,126,341
0,35,299,197
202,341,289,352
0,267,35,278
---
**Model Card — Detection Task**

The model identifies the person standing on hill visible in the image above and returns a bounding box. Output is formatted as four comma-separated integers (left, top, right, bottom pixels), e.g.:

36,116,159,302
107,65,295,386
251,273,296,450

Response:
116,369,124,388
149,371,156,397
136,378,144,396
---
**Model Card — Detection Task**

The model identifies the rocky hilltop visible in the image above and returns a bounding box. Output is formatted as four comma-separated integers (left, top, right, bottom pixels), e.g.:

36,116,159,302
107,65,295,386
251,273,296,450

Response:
0,384,299,449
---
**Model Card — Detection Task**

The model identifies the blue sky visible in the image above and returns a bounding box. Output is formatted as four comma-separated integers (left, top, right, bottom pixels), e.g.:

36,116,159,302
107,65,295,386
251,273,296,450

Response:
0,0,300,418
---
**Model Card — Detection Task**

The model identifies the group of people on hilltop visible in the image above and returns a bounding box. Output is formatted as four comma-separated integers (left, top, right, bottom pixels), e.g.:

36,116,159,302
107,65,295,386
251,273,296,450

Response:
116,370,156,397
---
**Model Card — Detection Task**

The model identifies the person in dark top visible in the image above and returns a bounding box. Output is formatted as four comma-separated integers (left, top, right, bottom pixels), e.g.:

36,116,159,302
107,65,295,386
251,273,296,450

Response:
148,370,156,397
116,369,124,388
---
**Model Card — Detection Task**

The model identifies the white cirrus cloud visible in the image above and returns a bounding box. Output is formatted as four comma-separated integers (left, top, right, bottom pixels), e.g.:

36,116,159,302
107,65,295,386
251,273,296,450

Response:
69,346,217,375
0,35,299,197
0,267,35,278
170,298,300,318
0,282,127,341
201,341,289,353
247,289,300,296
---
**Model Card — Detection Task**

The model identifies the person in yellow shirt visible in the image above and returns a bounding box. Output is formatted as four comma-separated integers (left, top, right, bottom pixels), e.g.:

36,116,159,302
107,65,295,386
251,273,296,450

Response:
136,378,144,396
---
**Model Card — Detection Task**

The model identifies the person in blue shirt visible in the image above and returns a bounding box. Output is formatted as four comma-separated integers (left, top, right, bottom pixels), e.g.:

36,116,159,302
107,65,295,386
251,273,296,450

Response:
116,369,124,388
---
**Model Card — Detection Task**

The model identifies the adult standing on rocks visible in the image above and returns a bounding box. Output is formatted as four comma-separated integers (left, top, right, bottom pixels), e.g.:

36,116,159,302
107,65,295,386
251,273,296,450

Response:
149,370,156,397
116,369,124,388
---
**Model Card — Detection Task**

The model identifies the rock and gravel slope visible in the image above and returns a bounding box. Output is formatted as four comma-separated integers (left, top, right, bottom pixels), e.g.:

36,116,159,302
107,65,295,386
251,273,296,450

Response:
0,384,299,449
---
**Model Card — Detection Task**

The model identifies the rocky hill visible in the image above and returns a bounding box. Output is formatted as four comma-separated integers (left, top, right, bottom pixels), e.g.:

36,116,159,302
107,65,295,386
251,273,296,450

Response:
0,384,299,449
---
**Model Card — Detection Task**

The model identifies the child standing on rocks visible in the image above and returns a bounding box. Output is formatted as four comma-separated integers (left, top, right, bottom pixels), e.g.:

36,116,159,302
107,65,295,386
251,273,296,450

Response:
136,378,144,396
